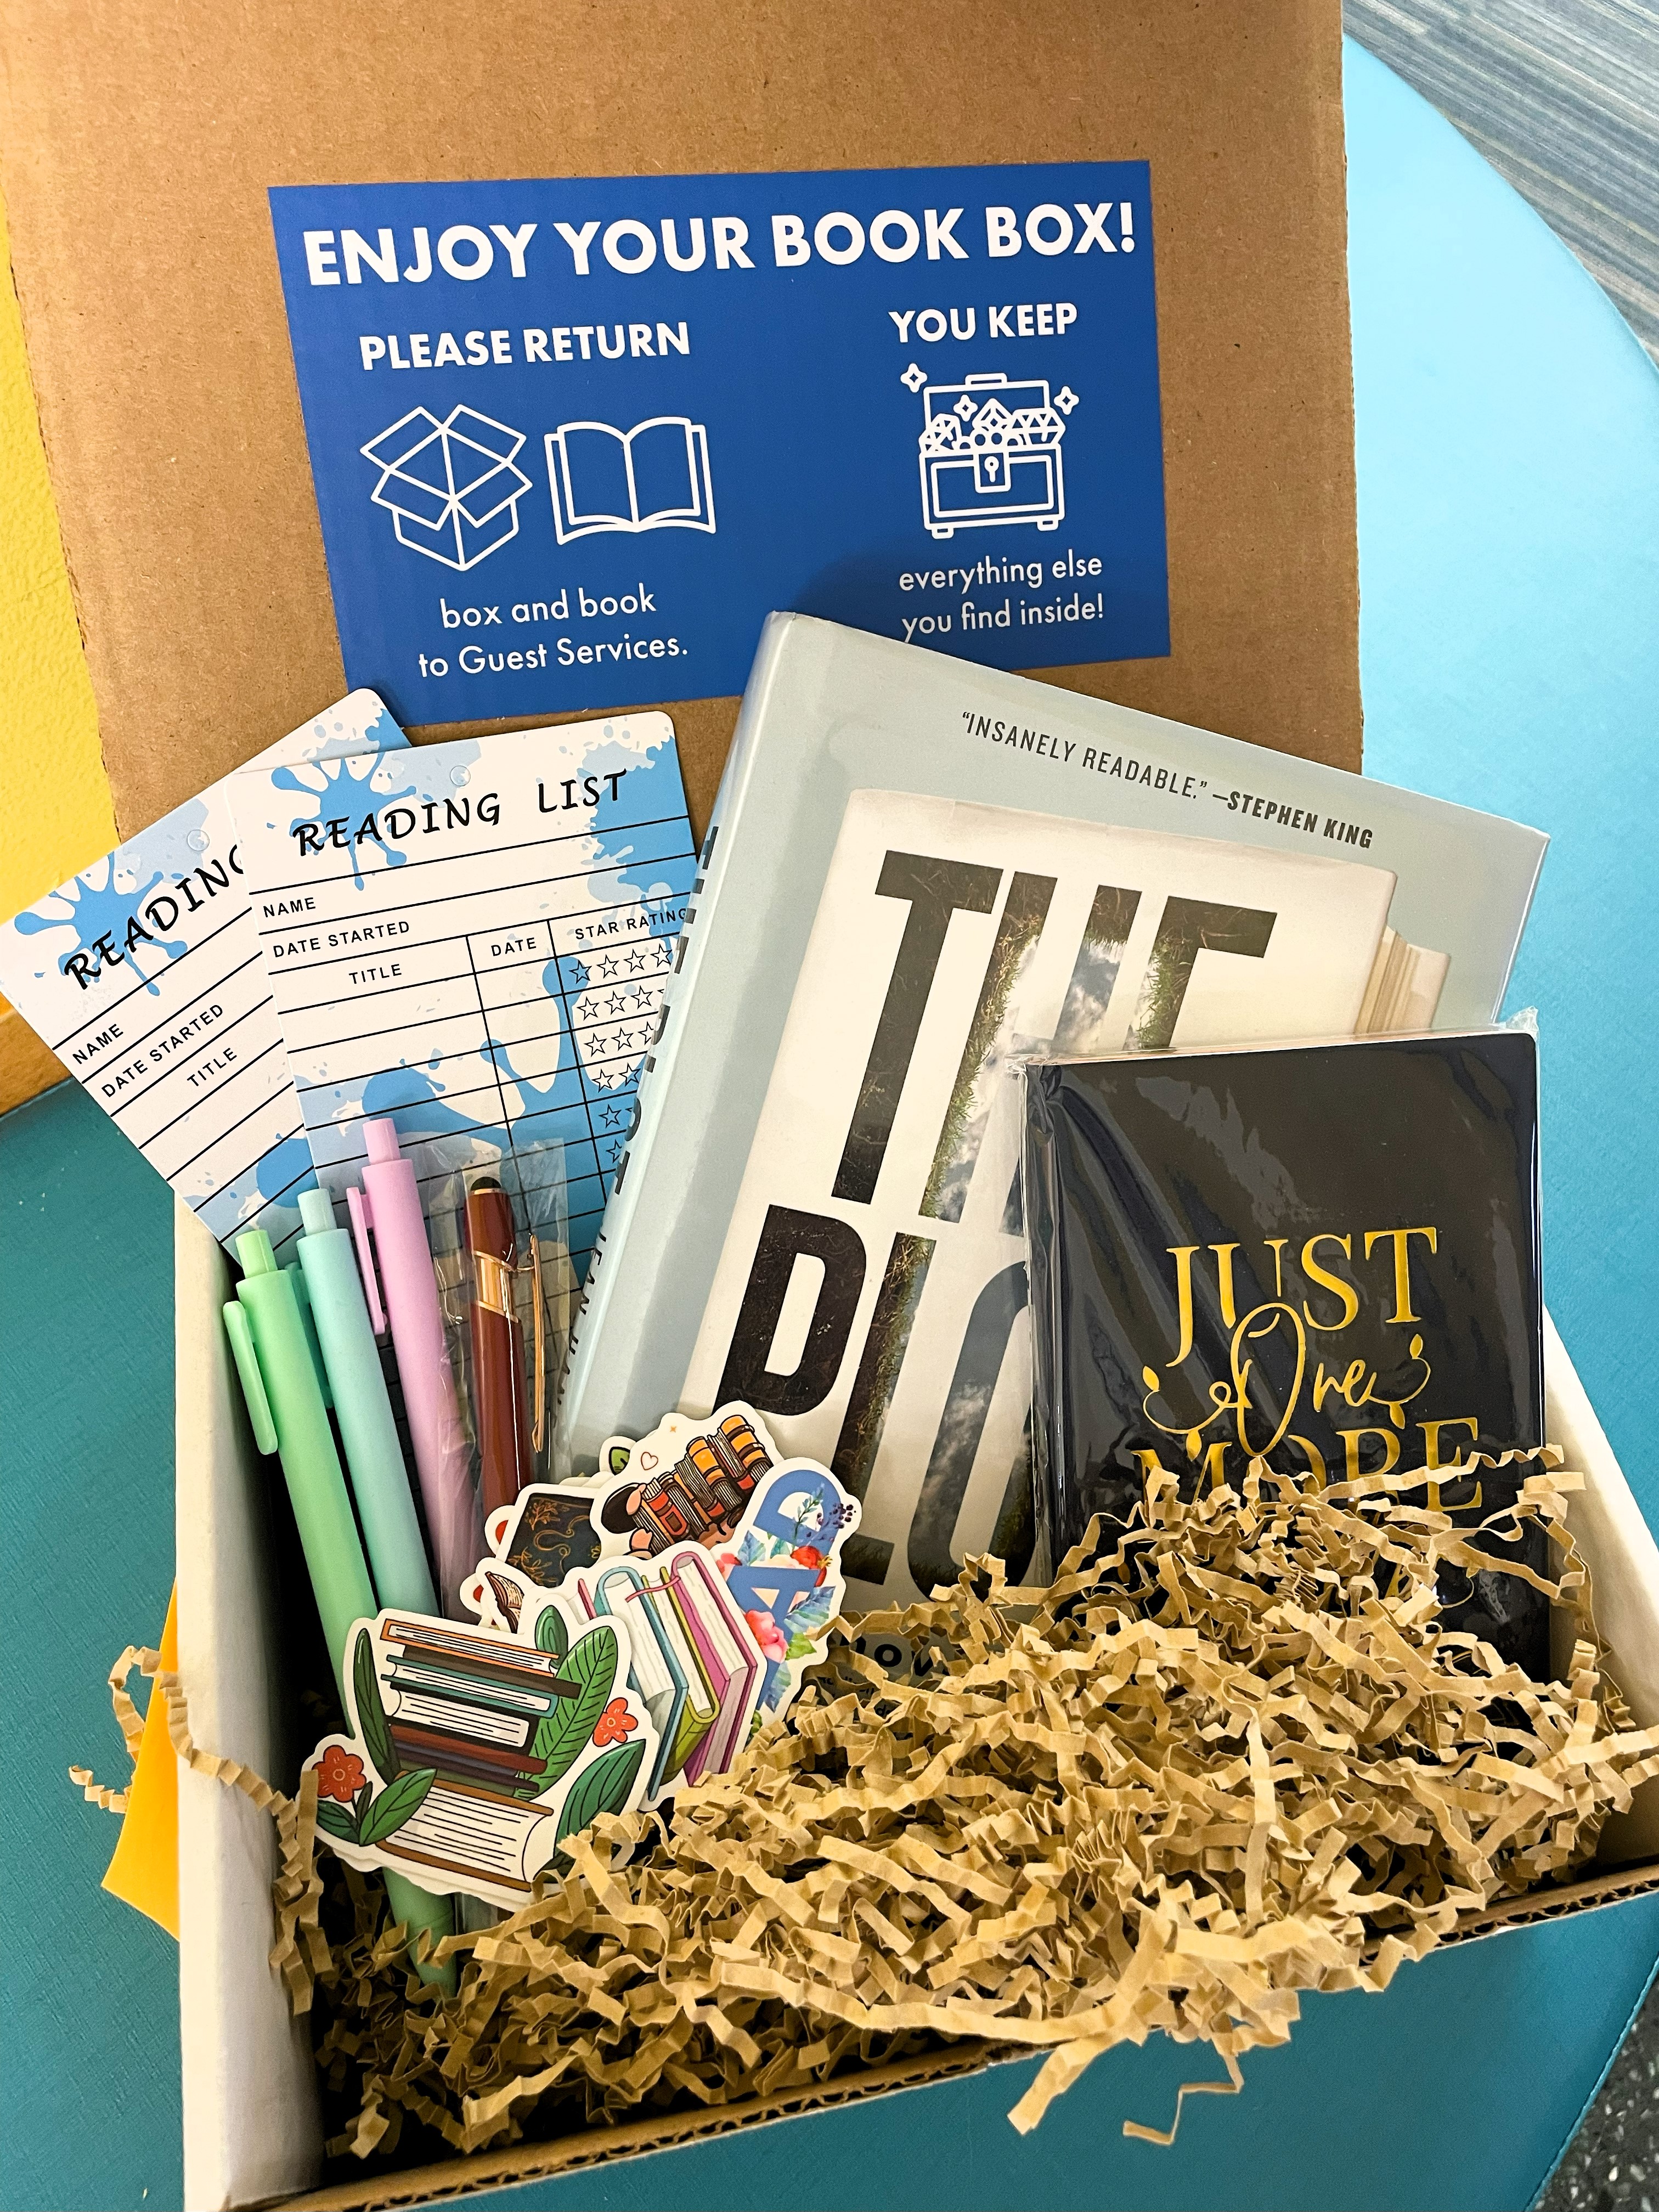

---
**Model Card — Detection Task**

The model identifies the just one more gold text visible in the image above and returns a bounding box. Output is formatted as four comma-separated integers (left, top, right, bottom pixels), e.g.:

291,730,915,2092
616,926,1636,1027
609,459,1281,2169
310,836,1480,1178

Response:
1144,1227,1487,1498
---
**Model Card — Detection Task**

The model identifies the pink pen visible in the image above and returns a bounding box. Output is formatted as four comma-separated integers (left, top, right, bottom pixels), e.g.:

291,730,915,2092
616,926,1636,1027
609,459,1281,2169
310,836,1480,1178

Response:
347,1118,481,1617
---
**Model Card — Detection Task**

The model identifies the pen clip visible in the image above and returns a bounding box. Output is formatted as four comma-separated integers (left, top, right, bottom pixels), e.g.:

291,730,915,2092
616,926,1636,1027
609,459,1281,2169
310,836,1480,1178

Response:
346,1184,387,1335
222,1302,279,1456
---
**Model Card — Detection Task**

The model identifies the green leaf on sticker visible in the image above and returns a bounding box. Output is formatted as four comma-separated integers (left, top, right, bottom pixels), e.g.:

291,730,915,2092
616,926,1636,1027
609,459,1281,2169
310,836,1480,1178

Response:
554,1740,647,1849
534,1603,569,1661
314,1799,359,1844
606,1443,633,1476
529,1623,618,1785
354,1627,399,1784
358,1767,437,1847
786,1634,817,1661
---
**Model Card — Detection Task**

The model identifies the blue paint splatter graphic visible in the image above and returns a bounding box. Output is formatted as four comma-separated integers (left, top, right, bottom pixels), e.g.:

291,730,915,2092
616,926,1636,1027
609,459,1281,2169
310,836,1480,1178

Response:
13,860,185,995
272,753,421,888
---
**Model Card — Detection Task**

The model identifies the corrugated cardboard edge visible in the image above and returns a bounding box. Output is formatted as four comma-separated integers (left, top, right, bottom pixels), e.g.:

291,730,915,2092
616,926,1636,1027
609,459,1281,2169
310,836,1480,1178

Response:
0,0,1361,842
284,2039,1005,2212
280,1855,1659,2212
1441,1858,1659,1944
260,1854,1659,2212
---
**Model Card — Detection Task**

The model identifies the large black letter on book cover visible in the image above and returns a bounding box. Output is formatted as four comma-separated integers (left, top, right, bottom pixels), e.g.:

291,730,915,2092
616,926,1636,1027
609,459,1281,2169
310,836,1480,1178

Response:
832,851,1002,1204
906,1260,1034,1594
1126,897,1275,1051
715,1204,866,1417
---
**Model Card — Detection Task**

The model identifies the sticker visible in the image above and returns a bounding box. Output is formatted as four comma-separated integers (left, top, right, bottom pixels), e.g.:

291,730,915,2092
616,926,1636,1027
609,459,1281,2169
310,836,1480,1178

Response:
270,163,1167,727
456,1403,861,1805
307,1608,655,1911
589,1403,861,1723
562,1551,752,1800
491,1485,608,1587
715,1459,860,1720
591,1403,777,1557
462,1542,768,1797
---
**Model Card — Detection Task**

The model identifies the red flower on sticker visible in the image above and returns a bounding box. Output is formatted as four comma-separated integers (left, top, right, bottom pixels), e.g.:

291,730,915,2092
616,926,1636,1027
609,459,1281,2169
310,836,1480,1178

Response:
314,1745,366,1804
745,1609,788,1662
592,1697,639,1747
791,1544,827,1585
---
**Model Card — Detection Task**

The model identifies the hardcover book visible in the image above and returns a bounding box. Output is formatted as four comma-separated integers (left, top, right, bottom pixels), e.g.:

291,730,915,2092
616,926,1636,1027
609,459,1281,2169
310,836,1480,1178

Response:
1022,1029,1548,1674
558,616,1549,1610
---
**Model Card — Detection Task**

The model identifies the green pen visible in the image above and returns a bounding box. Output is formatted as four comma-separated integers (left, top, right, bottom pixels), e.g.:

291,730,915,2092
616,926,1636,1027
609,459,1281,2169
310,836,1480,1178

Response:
293,1187,437,1616
223,1228,456,1989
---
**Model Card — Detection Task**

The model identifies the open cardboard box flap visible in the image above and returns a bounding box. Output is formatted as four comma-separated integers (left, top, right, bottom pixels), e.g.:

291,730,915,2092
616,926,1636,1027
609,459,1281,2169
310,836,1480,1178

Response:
172,1205,1659,2212
0,0,1362,843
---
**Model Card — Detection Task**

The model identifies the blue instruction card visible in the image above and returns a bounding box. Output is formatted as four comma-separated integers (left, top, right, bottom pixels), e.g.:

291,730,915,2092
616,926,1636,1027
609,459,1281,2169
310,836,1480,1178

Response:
269,162,1167,727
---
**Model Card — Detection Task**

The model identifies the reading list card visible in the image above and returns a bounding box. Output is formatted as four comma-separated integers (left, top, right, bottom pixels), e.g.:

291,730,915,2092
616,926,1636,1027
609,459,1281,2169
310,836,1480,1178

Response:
0,691,406,1255
229,713,694,1276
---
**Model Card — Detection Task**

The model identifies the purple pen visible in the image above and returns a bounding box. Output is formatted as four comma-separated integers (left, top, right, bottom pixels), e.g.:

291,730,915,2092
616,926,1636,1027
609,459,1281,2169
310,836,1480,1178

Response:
347,1118,481,1618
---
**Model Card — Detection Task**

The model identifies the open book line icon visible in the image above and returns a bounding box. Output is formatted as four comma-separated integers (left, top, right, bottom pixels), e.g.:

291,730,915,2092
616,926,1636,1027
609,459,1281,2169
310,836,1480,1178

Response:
546,416,716,545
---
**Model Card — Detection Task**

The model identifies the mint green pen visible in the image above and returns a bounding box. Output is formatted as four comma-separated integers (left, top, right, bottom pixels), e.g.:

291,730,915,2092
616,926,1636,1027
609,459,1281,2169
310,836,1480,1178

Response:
223,1228,455,1988
292,1187,437,1615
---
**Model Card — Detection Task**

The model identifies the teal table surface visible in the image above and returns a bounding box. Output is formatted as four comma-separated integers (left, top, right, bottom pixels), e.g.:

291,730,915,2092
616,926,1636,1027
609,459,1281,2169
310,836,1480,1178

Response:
4,38,1658,2212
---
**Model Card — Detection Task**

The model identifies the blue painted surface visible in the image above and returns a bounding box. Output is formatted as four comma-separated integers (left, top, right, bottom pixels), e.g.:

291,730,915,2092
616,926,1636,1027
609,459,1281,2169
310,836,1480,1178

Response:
3,39,1656,2212
0,1079,182,2212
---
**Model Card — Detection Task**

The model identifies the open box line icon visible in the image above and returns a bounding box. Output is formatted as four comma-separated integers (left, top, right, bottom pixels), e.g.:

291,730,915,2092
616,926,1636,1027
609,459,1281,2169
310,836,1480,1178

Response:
360,404,534,572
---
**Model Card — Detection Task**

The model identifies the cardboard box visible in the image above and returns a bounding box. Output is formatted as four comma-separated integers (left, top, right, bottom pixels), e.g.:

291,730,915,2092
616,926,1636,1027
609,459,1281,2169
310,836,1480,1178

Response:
173,1203,1659,2212
0,0,1362,845
13,4,1633,2199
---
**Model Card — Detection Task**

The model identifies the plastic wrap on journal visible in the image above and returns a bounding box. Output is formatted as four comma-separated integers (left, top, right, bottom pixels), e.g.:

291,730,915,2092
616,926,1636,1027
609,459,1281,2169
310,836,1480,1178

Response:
1020,1030,1551,1675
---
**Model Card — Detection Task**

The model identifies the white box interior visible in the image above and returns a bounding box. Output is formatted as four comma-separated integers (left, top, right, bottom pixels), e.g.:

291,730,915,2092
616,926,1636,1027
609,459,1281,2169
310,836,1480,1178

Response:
172,1204,1659,2211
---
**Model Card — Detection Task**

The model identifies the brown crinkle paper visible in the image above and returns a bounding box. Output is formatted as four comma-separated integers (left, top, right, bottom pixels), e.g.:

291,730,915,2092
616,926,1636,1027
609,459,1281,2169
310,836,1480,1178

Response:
91,1452,1659,2163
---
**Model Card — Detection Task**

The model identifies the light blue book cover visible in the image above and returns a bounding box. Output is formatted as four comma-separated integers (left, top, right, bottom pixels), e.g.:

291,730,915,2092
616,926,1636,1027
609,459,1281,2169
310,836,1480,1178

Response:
0,690,407,1256
560,615,1548,1609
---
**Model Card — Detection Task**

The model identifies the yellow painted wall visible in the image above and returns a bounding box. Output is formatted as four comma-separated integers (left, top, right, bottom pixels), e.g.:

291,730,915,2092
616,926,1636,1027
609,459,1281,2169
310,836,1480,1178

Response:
0,184,118,1109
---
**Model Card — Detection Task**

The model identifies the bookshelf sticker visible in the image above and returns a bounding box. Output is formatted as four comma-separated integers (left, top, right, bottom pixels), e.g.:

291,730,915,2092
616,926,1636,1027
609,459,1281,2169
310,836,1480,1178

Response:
270,162,1167,725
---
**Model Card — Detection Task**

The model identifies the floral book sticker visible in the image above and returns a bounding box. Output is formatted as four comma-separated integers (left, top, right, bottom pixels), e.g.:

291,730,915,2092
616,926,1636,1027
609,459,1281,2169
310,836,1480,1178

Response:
306,1605,656,1911
714,1455,861,1722
448,1406,861,1832
588,1403,862,1728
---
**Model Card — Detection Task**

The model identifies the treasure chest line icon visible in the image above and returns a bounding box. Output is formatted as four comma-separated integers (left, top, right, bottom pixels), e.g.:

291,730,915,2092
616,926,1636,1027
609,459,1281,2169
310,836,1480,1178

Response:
917,371,1070,539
